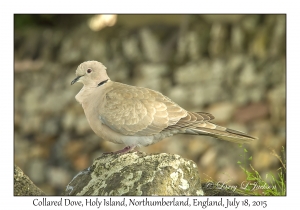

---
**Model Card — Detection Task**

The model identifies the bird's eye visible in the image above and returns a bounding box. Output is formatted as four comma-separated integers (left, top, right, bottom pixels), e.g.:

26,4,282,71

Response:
87,69,92,73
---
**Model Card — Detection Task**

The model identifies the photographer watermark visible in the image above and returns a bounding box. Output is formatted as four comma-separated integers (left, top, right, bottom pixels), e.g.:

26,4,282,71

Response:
240,181,276,191
203,181,276,192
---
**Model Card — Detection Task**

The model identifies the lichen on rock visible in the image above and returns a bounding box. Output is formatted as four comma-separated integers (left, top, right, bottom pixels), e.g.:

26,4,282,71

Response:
65,152,203,196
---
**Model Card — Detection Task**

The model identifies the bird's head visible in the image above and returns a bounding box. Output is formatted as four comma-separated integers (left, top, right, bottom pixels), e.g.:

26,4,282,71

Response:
71,61,110,87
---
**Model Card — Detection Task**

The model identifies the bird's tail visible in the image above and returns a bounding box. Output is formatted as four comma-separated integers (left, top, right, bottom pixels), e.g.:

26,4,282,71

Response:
186,123,257,144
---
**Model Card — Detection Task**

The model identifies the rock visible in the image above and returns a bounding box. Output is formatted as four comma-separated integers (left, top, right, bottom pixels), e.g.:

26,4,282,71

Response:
231,25,244,52
200,147,217,168
233,87,250,105
14,59,44,72
191,83,227,106
74,115,92,135
14,29,42,60
250,119,272,144
174,59,226,87
43,117,59,135
263,59,285,87
65,152,204,196
176,30,204,62
201,15,245,24
167,85,191,108
252,150,278,171
206,102,235,123
174,60,211,84
29,144,50,159
47,167,72,189
14,165,46,196
233,102,269,123
157,135,189,156
135,63,169,79
140,28,162,62
248,85,266,103
267,84,285,125
62,108,77,130
239,62,256,87
133,63,170,91
241,15,261,34
208,23,228,57
122,35,143,61
65,140,86,159
73,154,90,171
14,134,31,170
226,55,245,73
249,27,268,59
105,56,131,83
27,158,47,184
269,15,286,57
185,136,211,159
22,87,44,114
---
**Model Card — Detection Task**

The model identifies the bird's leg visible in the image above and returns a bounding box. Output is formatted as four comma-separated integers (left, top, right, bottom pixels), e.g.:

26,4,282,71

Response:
114,146,136,154
103,146,136,155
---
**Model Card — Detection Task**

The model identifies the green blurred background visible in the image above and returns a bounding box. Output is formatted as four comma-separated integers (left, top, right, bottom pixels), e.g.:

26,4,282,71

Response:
14,14,286,195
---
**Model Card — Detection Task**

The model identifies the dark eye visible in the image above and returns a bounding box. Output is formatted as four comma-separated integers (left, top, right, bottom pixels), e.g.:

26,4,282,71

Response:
87,69,92,73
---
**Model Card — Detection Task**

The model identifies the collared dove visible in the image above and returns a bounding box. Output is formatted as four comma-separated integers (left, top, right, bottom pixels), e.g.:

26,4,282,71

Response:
71,61,257,154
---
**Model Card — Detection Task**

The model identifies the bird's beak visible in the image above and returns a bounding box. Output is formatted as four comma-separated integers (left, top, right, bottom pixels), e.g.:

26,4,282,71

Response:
71,76,82,85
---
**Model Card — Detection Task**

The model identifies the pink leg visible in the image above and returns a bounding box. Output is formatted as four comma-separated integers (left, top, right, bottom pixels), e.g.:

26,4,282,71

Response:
114,146,136,154
103,146,136,155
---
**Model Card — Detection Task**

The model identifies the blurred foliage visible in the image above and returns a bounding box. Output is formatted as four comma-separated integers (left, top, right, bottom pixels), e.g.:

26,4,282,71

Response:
14,14,91,29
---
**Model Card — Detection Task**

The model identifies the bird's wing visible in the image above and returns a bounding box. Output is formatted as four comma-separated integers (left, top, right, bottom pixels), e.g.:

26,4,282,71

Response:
99,83,188,136
162,111,215,131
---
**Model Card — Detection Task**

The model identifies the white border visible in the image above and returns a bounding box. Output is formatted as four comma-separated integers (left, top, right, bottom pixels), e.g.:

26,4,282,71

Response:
2,0,298,209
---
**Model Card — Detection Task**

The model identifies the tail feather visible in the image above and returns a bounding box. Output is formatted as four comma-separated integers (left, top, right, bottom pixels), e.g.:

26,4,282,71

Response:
187,126,257,144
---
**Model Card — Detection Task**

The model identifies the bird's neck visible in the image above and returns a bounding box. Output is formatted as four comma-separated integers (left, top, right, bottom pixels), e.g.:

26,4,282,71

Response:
75,80,111,105
75,86,96,104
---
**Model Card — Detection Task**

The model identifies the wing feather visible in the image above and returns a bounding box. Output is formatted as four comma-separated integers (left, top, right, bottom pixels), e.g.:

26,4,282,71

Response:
99,82,187,136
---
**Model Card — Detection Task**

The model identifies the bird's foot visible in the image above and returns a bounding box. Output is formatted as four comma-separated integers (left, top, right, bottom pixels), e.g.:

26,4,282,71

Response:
103,146,136,155
114,146,136,154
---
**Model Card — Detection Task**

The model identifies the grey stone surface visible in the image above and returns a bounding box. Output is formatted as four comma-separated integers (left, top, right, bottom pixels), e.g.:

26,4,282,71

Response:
65,152,204,196
140,28,162,62
27,158,47,184
133,63,170,91
14,165,46,196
